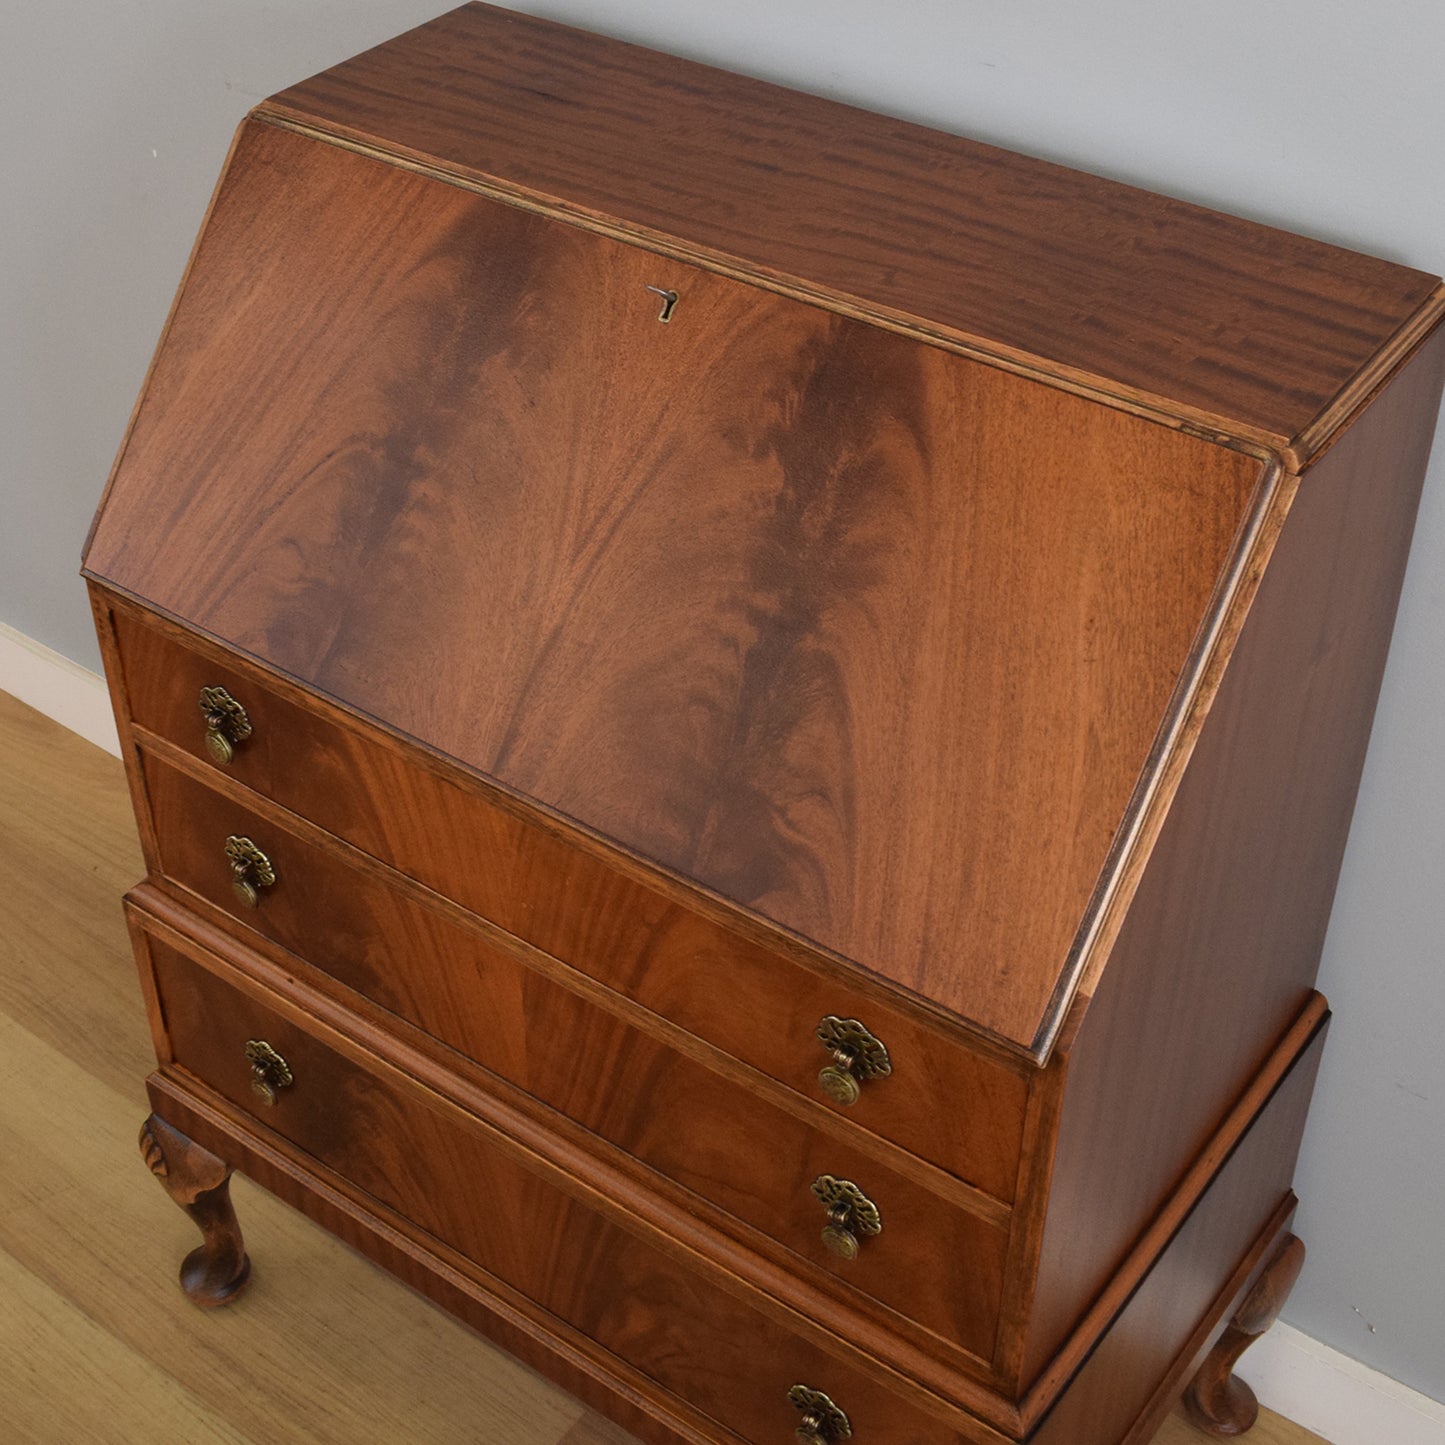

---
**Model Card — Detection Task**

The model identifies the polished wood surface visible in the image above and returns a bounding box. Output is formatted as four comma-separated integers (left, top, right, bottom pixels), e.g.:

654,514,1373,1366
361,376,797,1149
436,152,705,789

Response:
263,3,1438,449
136,749,1014,1217
85,114,1266,1055
138,1112,251,1307
141,935,994,1444
134,753,1014,1357
1008,1002,1326,1414
1185,1235,1307,1436
77,13,1445,1440
1017,322,1445,1384
1030,1028,1323,1443
0,691,1330,1444
140,911,1008,1374
133,932,1332,1444
139,991,1327,1445
109,598,1034,1196
129,889,1020,1431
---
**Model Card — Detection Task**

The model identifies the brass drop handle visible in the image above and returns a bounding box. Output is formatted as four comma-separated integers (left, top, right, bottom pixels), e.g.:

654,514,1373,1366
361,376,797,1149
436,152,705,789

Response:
814,1016,891,1106
245,1039,293,1106
199,685,253,765
788,1385,852,1443
811,1175,882,1261
224,835,276,908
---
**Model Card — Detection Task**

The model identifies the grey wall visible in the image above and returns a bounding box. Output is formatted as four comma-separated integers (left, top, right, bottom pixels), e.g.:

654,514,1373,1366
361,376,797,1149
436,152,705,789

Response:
6,0,1443,1404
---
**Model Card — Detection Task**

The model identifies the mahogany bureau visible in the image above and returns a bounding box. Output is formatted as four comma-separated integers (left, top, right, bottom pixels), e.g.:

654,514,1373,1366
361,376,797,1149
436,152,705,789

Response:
82,6,1445,1443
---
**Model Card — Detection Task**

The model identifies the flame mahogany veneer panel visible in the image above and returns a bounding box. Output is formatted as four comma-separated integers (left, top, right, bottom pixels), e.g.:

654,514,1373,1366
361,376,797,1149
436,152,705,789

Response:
138,750,1011,1359
135,914,1327,1445
86,118,1265,1052
111,606,1032,1201
143,931,988,1445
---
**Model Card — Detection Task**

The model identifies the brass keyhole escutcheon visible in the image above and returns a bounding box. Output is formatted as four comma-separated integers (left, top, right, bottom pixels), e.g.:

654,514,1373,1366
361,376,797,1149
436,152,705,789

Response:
788,1385,852,1444
224,835,276,908
199,685,253,765
815,1016,891,1106
811,1175,882,1261
245,1039,293,1106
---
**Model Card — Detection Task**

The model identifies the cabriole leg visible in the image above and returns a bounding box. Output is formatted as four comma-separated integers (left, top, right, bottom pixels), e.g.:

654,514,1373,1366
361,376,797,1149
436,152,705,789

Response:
139,1113,251,1307
1184,1232,1306,1436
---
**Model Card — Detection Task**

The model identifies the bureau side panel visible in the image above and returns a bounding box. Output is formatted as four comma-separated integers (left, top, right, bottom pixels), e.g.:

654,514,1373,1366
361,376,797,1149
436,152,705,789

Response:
1015,322,1445,1384
1029,1028,1323,1444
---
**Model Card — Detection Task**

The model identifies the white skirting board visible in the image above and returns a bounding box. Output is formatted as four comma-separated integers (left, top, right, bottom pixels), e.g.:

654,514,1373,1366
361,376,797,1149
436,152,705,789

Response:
0,621,120,756
1247,1324,1445,1445
4,620,1444,1443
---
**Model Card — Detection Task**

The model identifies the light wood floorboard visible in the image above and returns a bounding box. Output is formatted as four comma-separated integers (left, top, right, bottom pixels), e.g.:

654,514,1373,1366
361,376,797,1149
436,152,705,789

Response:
0,689,1327,1444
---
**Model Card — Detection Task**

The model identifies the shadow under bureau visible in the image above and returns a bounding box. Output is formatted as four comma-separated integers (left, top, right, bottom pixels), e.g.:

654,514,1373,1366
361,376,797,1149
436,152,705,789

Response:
82,6,1445,1443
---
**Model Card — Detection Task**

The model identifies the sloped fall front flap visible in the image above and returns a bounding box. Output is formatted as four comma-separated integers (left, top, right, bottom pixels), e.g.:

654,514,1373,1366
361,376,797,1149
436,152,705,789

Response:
86,118,1266,1053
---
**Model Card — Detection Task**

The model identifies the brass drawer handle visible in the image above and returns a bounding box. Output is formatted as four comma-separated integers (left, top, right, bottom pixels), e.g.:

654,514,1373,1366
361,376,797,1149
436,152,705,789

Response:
788,1385,851,1443
199,685,253,765
224,835,276,908
244,1039,293,1106
815,1016,891,1106
812,1175,882,1261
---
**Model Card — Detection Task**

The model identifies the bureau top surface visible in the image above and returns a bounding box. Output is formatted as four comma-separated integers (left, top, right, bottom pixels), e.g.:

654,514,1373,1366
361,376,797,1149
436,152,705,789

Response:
257,2,1441,451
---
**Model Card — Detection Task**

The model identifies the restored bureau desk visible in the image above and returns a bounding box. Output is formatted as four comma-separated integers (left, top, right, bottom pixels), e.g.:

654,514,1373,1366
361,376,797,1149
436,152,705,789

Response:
83,7,1445,1443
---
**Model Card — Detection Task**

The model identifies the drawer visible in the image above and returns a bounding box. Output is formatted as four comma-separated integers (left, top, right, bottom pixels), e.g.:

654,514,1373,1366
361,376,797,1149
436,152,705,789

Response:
139,751,1008,1357
142,925,985,1445
112,602,1031,1201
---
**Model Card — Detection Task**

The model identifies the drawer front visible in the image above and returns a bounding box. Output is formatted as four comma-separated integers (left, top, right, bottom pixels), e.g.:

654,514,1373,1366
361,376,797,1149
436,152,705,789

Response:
144,929,984,1445
113,603,1031,1201
140,752,1007,1356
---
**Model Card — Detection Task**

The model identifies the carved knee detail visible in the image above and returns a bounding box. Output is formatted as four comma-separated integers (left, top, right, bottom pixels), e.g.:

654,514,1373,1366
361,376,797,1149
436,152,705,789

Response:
139,1114,251,1308
1184,1233,1306,1436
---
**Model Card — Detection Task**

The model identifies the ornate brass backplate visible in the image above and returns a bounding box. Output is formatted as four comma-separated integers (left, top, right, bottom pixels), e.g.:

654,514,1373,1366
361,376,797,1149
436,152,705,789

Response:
788,1384,852,1443
814,1016,892,1106
224,835,276,908
198,685,253,765
810,1174,883,1261
244,1039,293,1106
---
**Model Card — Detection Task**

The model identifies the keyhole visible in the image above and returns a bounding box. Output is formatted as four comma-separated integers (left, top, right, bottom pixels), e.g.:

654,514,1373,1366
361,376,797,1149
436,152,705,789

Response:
644,285,679,323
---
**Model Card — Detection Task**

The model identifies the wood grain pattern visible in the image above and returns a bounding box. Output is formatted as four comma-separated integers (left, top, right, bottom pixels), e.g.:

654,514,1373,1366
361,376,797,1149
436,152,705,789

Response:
129,892,1332,1439
134,752,1013,1358
137,931,1330,1445
0,1244,245,1445
130,892,1026,1430
1029,1021,1321,1442
140,930,996,1445
124,762,1014,1237
1017,321,1445,1385
259,3,1440,448
108,595,1034,1194
135,965,1327,1445
0,689,1330,1445
1019,1014,1326,1431
85,118,1266,1054
76,13,1445,1440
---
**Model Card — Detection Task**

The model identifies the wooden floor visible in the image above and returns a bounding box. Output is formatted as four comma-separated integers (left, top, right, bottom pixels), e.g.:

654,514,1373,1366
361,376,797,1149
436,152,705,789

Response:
0,688,1329,1445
